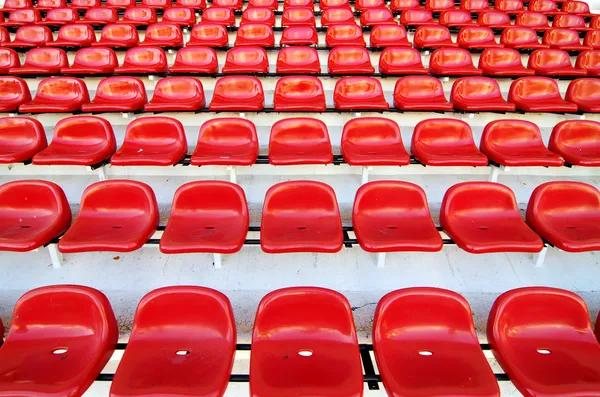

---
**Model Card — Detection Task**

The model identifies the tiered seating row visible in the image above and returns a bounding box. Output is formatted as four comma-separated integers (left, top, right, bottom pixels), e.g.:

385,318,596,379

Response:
1,284,600,397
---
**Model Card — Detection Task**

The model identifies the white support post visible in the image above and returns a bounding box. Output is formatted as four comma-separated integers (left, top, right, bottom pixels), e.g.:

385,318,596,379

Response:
97,165,107,181
361,167,369,185
228,166,237,184
48,244,63,269
489,166,499,182
213,253,222,269
376,252,386,268
534,246,548,268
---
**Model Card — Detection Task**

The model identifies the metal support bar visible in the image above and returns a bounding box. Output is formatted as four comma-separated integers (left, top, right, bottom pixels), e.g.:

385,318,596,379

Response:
97,165,107,181
361,167,369,185
48,244,63,269
489,166,500,182
534,246,548,268
213,253,222,269
228,166,237,184
376,252,386,268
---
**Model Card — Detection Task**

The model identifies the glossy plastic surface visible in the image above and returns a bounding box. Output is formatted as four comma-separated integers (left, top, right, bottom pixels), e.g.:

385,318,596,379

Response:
0,27,9,44
213,0,242,9
553,14,590,30
496,0,524,14
369,24,410,47
584,30,600,50
0,117,46,163
269,118,332,165
565,78,600,112
58,180,159,253
451,77,515,111
81,77,147,112
140,23,183,47
576,50,600,76
202,7,235,25
280,26,318,45
222,46,269,73
145,77,205,111
93,23,139,48
188,23,229,47
357,0,385,10
549,120,600,166
209,76,264,111
394,76,453,111
8,48,66,75
114,46,168,74
429,48,482,76
414,25,457,49
276,46,320,74
457,26,502,49
4,25,53,48
106,0,136,8
426,0,455,12
328,46,375,74
529,0,559,13
235,23,274,47
563,0,592,15
169,47,218,73
478,48,535,76
501,27,549,49
440,182,544,253
119,7,157,26
543,28,590,51
71,0,100,9
400,9,435,26
334,77,389,110
50,24,97,47
360,7,395,25
191,118,259,165
516,11,550,30
460,0,489,12
249,0,277,9
162,7,196,25
326,24,366,47
391,0,420,11
1,0,32,11
38,8,78,26
321,8,355,25
241,8,275,25
142,0,173,9
77,7,118,24
439,10,475,27
1,9,41,26
0,76,31,112
478,10,512,28
282,8,315,26
527,49,586,76
19,77,89,113
379,47,428,75
273,76,326,111
508,76,578,112
61,47,118,75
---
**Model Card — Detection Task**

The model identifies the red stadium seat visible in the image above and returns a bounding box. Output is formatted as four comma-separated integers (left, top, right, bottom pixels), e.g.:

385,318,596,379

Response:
0,117,46,163
70,0,100,8
82,77,147,112
109,287,236,397
250,288,361,397
241,7,275,25
111,117,187,166
379,47,428,75
38,8,78,26
394,76,453,111
426,0,455,12
191,118,258,166
411,118,487,166
93,24,139,48
32,116,115,165
0,77,30,112
439,10,475,28
280,26,318,45
276,46,321,74
282,8,315,26
576,50,600,75
451,78,515,111
160,184,248,253
429,48,482,76
145,77,205,111
391,0,419,11
169,47,218,74
528,0,559,14
162,7,196,26
1,0,32,11
566,78,600,112
61,48,118,75
77,7,118,25
478,10,512,29
114,46,167,74
460,0,489,12
549,120,600,166
222,47,269,73
527,48,586,76
334,77,389,110
509,76,578,112
176,0,206,9
543,28,590,51
353,183,442,252
400,9,435,26
515,11,550,30
321,0,350,9
0,181,69,251
261,183,344,253
584,30,600,49
414,25,457,49
58,180,158,253
9,47,68,76
356,0,385,11
210,76,264,111
441,182,544,253
553,14,592,31
249,0,277,9
457,26,502,49
478,48,535,76
326,24,366,47
273,76,326,111
105,0,135,8
37,0,67,11
188,23,229,47
3,25,53,48
20,77,89,113
328,46,374,74
0,49,20,75
370,24,410,47
360,8,395,26
489,287,600,397
234,24,274,47
563,0,593,16
140,23,183,47
341,117,410,165
374,289,499,397
212,0,242,9
269,118,332,165
141,0,173,9
1,9,41,27
481,119,564,166
202,7,235,25
49,24,96,48
118,7,157,26
321,8,355,25
0,27,8,44
495,0,524,14
501,27,549,50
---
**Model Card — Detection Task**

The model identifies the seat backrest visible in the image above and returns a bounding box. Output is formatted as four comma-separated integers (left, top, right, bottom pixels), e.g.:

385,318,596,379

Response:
14,25,52,45
496,0,524,12
430,47,475,68
241,7,275,25
0,117,46,158
0,180,68,222
144,22,183,45
0,48,20,70
162,6,196,24
188,23,228,46
92,77,147,105
100,23,138,42
527,181,600,224
202,7,235,24
479,48,527,71
172,46,217,69
8,8,40,23
78,180,158,219
516,11,548,28
195,118,258,163
543,28,582,46
369,24,408,46
223,46,268,70
509,76,563,101
70,47,117,70
121,46,167,68
56,24,96,44
122,6,157,23
415,25,452,44
528,48,573,69
394,76,446,100
51,116,116,149
269,118,332,164
106,0,135,7
326,24,365,46
342,117,403,155
412,118,476,150
353,181,432,221
553,14,586,28
123,116,187,149
391,0,420,10
37,0,66,9
150,76,204,105
0,76,31,104
439,10,473,25
276,46,320,70
563,0,590,13
44,7,78,22
451,76,504,101
576,49,600,70
2,0,32,9
482,119,546,151
22,47,68,68
322,7,355,25
171,181,248,219
360,7,394,25
457,26,496,46
529,0,558,13
34,77,89,103
501,27,541,46
549,120,600,156
71,0,100,8
210,76,264,108
460,0,489,11
479,10,511,26
83,7,118,22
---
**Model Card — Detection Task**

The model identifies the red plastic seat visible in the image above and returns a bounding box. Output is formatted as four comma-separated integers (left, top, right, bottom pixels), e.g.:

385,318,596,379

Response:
202,7,235,25
20,77,89,113
0,76,31,112
188,23,229,47
61,47,118,75
391,0,419,11
321,8,355,25
276,46,320,74
478,10,512,28
209,76,264,111
176,0,206,9
379,47,428,75
441,182,544,253
439,10,475,27
140,23,183,47
222,47,269,73
328,46,374,74
249,0,277,9
426,0,455,12
3,25,53,48
111,117,187,166
429,48,482,76
77,7,118,25
9,47,68,76
32,116,115,165
478,48,535,76
0,27,8,44
394,76,453,111
280,26,318,45
212,0,242,9
481,119,564,166
38,8,78,26
35,0,64,8
141,0,172,9
549,120,600,166
105,0,135,8
235,24,274,47
584,30,600,49
515,11,550,30
0,49,19,74
414,26,457,49
543,28,590,51
576,49,600,75
369,24,410,47
412,118,486,166
527,48,586,76
501,27,548,50
528,0,560,14
451,77,516,111
341,117,410,165
489,287,600,397
251,287,361,397
241,7,275,25
553,14,592,31
495,0,524,14
81,77,145,113
1,9,41,27
273,76,326,111
460,0,489,12
118,7,157,25
169,47,218,74
1,0,32,11
566,78,600,112
110,287,235,397
360,8,395,26
282,8,315,26
321,0,351,10
145,77,205,111
326,24,366,47
399,9,435,26
334,77,389,110
563,0,593,16
49,24,97,48
0,181,69,251
457,26,502,49
162,7,196,25
356,0,385,11
261,182,343,253
190,118,258,166
93,24,139,48
268,118,332,165
374,288,499,396
58,180,158,253
70,0,100,9
0,117,46,163
114,47,168,74
508,77,578,112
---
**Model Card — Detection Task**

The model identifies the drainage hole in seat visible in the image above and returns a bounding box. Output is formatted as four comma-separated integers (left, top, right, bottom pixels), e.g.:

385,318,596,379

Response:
566,226,576,229
479,227,488,231
204,226,215,230
112,226,122,229
387,226,398,229
297,227,307,230
20,225,31,229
